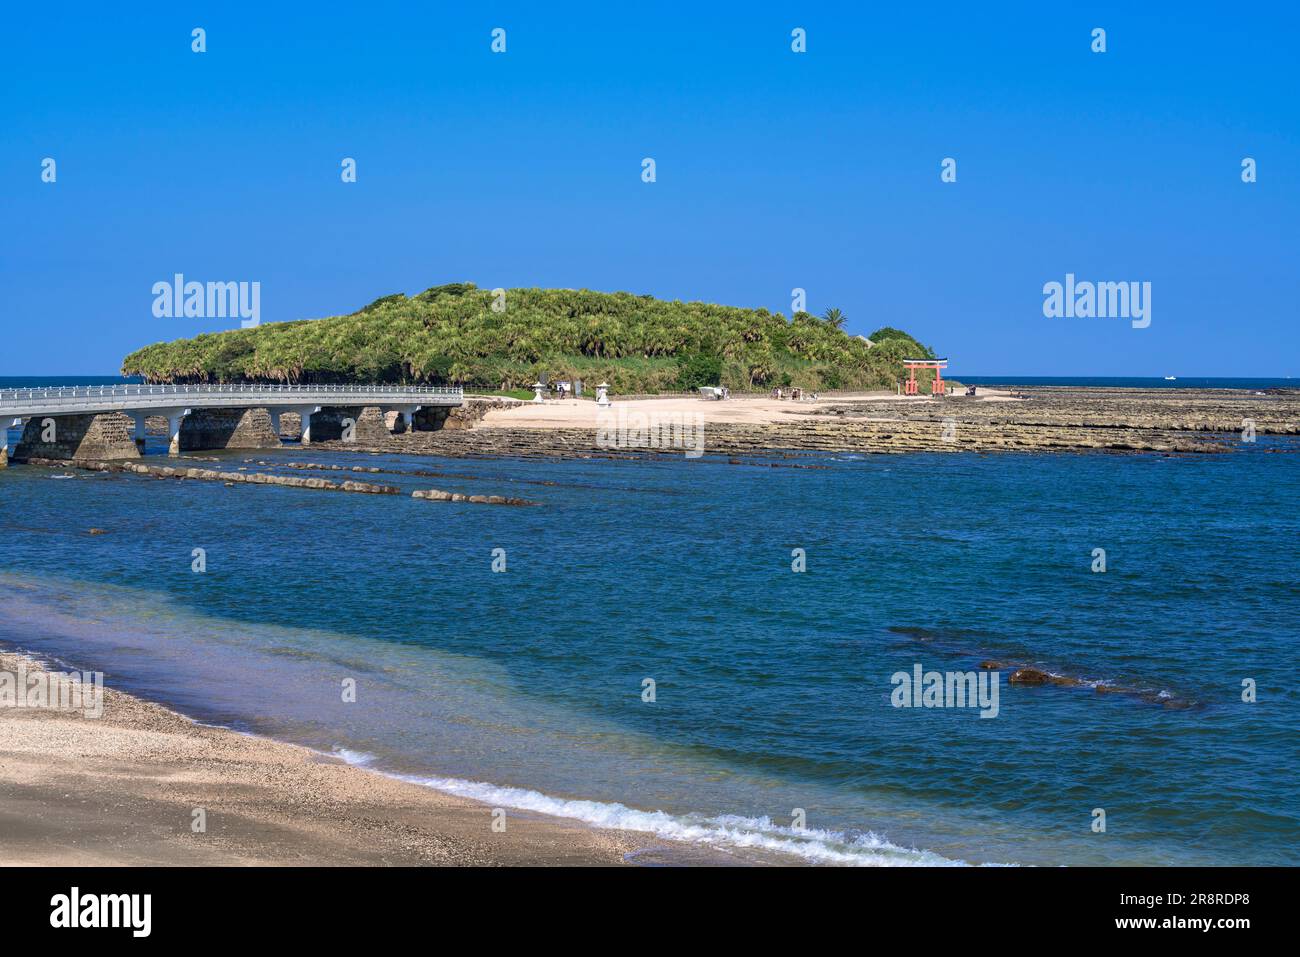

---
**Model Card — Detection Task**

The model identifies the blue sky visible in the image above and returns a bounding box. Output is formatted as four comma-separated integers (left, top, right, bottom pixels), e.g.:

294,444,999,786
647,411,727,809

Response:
2,2,1296,376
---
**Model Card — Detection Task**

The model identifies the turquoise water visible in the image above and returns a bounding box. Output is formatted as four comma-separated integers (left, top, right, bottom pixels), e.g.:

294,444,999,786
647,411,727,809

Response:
2,440,1298,865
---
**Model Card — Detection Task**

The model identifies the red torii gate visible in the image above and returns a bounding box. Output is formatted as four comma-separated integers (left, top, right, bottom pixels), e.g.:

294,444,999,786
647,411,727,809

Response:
903,358,948,395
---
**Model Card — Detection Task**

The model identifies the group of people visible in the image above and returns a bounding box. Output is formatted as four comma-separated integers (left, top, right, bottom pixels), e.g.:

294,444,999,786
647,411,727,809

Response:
771,387,819,401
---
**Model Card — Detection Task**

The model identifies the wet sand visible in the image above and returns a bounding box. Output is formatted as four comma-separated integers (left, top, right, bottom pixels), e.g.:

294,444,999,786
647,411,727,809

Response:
0,650,712,866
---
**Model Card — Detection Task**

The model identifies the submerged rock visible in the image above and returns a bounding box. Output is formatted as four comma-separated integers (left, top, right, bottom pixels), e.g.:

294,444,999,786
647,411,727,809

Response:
411,488,535,506
1008,668,1052,686
1008,667,1085,688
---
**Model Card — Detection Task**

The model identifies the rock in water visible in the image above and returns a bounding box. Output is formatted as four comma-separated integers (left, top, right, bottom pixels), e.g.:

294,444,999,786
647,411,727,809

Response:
1008,667,1051,685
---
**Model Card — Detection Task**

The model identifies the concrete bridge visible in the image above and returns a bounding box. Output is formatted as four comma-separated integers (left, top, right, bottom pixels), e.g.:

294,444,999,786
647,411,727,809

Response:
0,383,462,466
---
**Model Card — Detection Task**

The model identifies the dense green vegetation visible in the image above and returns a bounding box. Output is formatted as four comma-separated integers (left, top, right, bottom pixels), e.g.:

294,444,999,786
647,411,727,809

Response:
122,284,936,393
863,326,944,372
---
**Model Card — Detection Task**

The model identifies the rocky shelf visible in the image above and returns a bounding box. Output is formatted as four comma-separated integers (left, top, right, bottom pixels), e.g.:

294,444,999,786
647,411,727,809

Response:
21,458,534,504
25,458,402,493
308,386,1296,460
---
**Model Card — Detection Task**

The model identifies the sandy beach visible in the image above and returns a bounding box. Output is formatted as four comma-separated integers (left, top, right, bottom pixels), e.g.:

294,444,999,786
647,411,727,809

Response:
474,388,1020,430
314,385,1300,460
0,650,696,866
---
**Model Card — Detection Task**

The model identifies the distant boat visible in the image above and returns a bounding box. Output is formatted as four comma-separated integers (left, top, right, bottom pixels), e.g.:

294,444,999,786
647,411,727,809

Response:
1164,376,1177,381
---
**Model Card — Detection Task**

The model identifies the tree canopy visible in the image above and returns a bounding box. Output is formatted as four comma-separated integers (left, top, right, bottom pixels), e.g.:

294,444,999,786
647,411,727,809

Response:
122,283,936,393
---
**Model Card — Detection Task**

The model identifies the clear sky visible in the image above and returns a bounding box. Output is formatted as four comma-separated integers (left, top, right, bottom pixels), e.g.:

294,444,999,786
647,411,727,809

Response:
2,2,1296,376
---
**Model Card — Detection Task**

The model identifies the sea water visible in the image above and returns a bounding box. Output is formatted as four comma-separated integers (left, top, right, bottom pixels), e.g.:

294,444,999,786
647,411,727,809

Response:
1,423,1297,865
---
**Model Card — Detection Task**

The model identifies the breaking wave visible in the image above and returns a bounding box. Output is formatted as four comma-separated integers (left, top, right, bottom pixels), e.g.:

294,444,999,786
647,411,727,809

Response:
333,748,966,867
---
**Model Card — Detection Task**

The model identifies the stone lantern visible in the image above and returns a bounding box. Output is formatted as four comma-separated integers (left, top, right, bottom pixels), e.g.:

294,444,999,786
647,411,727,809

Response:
595,382,611,407
532,381,546,403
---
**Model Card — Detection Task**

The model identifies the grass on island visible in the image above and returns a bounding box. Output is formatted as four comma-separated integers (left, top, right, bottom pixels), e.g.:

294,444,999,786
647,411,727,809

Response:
471,388,539,401
122,283,938,394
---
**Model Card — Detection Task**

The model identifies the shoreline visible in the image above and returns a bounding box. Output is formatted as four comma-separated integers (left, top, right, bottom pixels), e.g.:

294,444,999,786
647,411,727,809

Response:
3,387,1294,868
0,648,732,867
7,386,1298,467
317,385,1300,459
0,565,971,868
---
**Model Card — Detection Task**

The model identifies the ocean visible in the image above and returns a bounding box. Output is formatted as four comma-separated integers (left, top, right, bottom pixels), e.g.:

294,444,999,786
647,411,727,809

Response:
960,376,1296,390
2,378,1298,866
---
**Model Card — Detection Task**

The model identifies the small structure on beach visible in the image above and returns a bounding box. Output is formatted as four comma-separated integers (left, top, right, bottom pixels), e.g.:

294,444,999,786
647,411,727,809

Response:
903,358,949,396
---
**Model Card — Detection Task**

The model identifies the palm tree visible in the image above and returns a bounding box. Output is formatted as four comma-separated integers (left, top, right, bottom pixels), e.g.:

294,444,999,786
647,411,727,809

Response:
118,286,940,393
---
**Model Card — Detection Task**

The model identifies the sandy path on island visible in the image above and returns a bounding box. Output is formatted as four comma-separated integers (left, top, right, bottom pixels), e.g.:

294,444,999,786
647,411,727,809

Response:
474,389,1018,430
0,651,724,866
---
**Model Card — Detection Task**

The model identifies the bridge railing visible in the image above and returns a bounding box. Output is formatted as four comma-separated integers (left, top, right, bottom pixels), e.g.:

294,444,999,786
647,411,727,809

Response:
0,383,463,407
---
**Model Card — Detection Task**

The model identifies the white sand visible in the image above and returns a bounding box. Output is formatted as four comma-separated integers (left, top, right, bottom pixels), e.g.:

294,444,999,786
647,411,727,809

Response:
475,389,1019,430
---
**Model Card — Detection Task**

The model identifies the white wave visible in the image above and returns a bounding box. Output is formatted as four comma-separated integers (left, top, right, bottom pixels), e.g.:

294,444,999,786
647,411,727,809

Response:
332,747,378,767
327,748,962,866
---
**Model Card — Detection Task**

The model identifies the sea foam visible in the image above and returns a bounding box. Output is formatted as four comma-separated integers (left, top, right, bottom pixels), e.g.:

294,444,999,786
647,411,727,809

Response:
331,748,962,867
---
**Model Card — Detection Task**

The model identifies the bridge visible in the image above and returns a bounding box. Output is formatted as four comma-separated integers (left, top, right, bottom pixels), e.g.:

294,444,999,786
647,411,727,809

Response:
1,383,463,466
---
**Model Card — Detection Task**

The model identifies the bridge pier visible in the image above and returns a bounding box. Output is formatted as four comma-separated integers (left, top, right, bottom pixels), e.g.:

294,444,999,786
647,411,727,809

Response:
388,404,423,434
9,413,140,462
128,412,149,453
160,408,192,456
288,406,322,446
294,406,389,443
169,415,183,456
0,418,17,468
